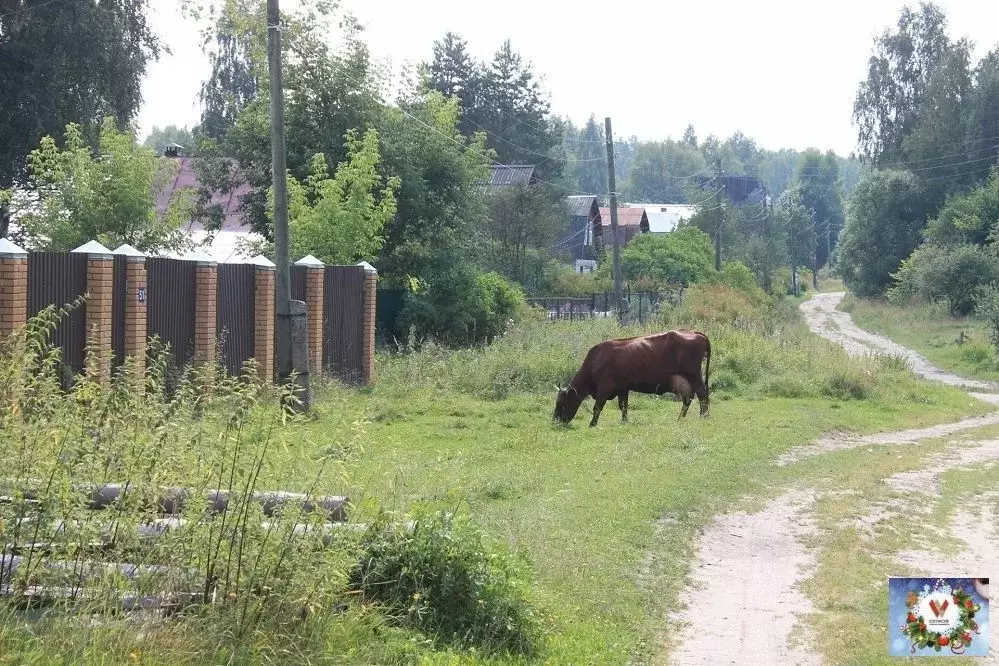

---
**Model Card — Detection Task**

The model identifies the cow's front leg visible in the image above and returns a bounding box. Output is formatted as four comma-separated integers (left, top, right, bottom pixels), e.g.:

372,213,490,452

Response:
618,391,629,423
590,399,606,427
679,396,692,419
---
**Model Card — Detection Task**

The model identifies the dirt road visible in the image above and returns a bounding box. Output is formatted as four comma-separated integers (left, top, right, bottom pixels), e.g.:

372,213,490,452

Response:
666,292,999,665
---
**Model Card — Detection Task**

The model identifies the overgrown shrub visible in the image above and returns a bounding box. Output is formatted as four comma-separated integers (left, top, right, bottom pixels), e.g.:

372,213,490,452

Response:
888,243,999,315
712,261,767,300
399,267,526,346
351,510,539,655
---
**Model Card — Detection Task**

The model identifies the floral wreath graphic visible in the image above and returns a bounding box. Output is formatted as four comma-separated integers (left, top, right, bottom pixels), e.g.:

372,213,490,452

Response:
902,579,982,654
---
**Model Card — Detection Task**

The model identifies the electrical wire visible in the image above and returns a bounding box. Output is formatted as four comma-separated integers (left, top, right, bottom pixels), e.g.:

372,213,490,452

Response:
0,0,63,18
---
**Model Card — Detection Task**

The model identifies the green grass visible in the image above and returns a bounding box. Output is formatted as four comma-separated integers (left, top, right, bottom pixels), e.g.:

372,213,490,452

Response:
798,423,999,665
842,297,999,382
1,287,992,665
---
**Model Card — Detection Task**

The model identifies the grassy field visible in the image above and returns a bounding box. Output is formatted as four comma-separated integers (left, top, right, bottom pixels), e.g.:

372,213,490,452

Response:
0,286,990,665
840,296,999,383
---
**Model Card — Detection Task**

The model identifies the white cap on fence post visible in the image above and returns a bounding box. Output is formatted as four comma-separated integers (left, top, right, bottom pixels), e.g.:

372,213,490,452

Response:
356,261,377,274
0,238,27,258
71,240,113,258
183,248,216,266
111,243,146,259
295,254,324,268
249,255,275,269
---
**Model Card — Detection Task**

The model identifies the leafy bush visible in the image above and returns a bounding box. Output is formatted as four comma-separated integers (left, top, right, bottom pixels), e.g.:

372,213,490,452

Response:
615,226,715,288
888,243,999,315
923,167,999,247
712,261,767,300
399,265,526,346
547,268,608,297
351,510,539,655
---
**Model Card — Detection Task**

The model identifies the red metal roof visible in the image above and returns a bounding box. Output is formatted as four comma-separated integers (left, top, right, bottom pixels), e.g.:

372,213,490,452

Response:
154,157,254,233
598,206,649,228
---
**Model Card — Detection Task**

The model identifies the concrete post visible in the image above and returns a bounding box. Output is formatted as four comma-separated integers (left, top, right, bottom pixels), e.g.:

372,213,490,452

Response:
72,241,114,384
251,255,275,382
295,254,324,375
358,261,377,386
0,238,28,338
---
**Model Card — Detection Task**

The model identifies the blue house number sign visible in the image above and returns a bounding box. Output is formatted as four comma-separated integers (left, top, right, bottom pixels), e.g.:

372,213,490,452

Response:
138,287,146,303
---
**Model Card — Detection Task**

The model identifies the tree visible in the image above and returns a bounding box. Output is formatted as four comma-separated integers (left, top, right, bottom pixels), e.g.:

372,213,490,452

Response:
192,0,262,141
616,226,715,288
837,169,928,298
428,38,564,182
426,32,482,137
965,48,999,179
626,140,707,202
376,90,492,288
6,117,190,254
682,124,698,148
0,0,161,236
779,185,818,277
923,167,999,247
566,115,606,196
182,0,383,239
144,125,196,155
483,185,567,291
794,149,845,270
274,129,399,264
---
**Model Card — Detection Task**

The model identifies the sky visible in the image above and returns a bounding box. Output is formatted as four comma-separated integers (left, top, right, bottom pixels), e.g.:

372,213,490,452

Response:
136,0,999,156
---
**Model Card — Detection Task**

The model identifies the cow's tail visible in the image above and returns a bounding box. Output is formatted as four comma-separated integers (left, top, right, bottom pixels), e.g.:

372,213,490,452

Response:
704,335,711,399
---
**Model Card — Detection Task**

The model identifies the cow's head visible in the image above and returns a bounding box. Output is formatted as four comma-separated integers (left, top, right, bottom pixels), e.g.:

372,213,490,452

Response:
553,384,583,424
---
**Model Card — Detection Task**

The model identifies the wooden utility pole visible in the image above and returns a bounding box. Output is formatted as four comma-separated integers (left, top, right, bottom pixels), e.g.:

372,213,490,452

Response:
714,158,723,272
267,0,310,410
605,117,623,321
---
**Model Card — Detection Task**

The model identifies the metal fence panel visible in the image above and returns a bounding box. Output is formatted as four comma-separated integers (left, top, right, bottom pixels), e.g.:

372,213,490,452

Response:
111,255,127,372
27,252,89,383
146,258,197,370
322,266,365,384
291,265,307,303
216,263,256,376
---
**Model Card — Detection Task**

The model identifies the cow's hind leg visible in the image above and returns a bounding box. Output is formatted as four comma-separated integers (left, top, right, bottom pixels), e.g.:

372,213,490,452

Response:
618,391,629,423
689,373,709,417
590,399,606,427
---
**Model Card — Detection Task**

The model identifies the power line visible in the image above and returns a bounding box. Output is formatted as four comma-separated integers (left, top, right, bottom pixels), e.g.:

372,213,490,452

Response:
0,0,64,17
461,115,612,164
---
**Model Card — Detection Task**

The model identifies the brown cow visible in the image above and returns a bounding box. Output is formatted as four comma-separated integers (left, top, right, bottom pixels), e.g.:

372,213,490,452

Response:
553,329,711,426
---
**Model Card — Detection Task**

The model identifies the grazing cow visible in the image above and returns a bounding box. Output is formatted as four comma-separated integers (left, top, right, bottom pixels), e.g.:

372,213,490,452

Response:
553,329,711,427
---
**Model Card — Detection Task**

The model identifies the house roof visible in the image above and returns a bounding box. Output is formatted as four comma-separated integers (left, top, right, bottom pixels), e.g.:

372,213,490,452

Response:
624,203,697,233
693,174,766,207
154,156,254,233
480,164,536,194
598,206,649,228
566,195,601,218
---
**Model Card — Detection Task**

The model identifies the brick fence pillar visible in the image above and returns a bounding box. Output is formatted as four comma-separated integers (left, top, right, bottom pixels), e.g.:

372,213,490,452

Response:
112,244,147,384
252,255,275,382
295,255,325,374
72,241,114,383
0,238,28,338
193,253,218,369
358,261,377,385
